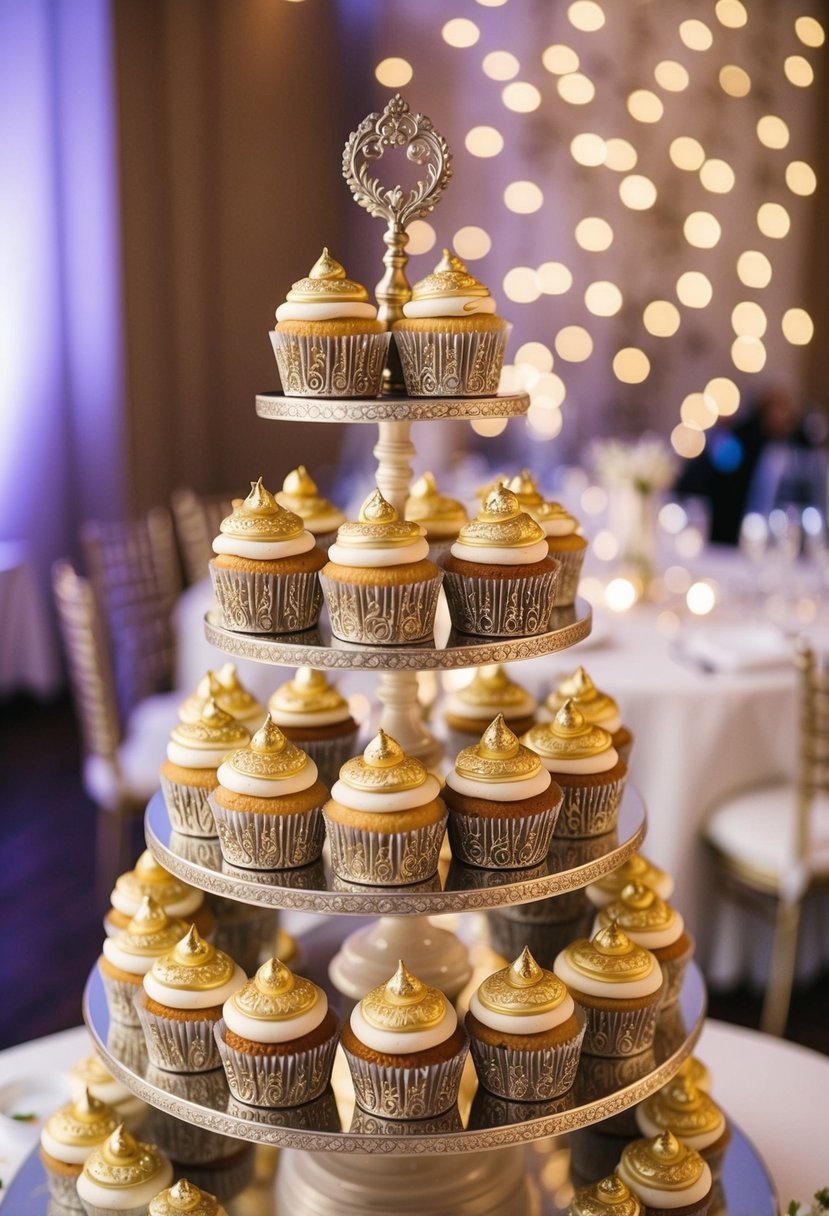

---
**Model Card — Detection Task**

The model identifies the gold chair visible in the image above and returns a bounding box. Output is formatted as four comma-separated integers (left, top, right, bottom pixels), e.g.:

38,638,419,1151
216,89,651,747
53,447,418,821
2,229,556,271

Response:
170,488,233,586
703,638,829,1036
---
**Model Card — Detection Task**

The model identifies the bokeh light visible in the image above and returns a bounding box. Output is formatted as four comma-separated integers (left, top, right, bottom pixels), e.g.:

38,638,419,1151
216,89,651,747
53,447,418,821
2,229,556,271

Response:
557,73,596,105
568,1,606,32
699,158,736,193
537,262,573,294
670,137,705,170
671,424,706,458
643,300,681,337
612,347,650,383
406,220,436,255
785,54,815,86
795,16,825,47
375,58,413,88
654,60,689,91
786,160,817,195
781,308,814,344
575,217,614,251
619,174,657,209
757,202,791,238
687,581,717,615
731,301,767,337
681,392,717,430
604,139,637,171
585,281,623,316
683,211,722,248
542,44,580,74
719,64,751,96
736,250,772,288
532,372,566,406
442,18,480,47
715,0,747,28
502,82,542,111
756,115,790,148
515,342,554,373
555,326,594,361
570,133,607,166
483,50,520,80
679,19,714,50
731,336,767,372
676,271,713,308
504,180,544,213
605,577,638,612
471,417,508,437
453,226,491,259
706,377,740,416
527,401,563,439
503,267,541,303
627,89,664,122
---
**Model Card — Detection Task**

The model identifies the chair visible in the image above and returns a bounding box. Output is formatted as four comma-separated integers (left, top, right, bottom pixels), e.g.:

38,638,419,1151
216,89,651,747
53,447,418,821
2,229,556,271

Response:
703,638,829,1036
170,488,234,586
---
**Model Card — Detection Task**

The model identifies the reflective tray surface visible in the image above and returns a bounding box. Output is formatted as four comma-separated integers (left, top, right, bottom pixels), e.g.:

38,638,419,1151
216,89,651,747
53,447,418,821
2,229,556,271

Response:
255,390,530,424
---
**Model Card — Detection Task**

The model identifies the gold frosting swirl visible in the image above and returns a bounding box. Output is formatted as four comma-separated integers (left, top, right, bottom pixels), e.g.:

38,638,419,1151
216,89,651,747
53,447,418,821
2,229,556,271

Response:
600,884,680,936
410,248,492,302
639,1074,725,1139
222,715,311,783
276,466,345,526
455,664,532,711
405,472,468,526
547,667,620,724
455,714,543,784
227,958,320,1022
215,664,262,716
335,489,424,550
564,923,657,985
532,500,579,527
506,470,545,508
286,248,369,303
115,896,188,958
219,478,306,542
457,487,545,549
71,1054,117,1090
591,853,670,900
45,1090,118,1148
522,700,614,760
149,926,236,992
361,961,446,1033
114,851,200,911
476,473,509,502
570,1175,643,1215
150,1179,224,1216
478,947,568,1017
269,667,349,717
83,1125,166,1189
677,1056,711,1091
620,1131,706,1191
169,698,250,751
339,729,427,793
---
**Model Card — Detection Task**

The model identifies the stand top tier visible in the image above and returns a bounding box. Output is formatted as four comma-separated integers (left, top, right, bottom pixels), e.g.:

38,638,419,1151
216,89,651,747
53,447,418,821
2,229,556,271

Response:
256,391,530,424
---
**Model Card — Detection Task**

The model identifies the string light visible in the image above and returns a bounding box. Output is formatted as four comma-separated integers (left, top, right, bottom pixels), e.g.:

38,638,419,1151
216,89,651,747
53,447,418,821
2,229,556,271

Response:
715,0,747,28
585,280,623,315
683,211,722,248
671,424,706,458
619,174,657,209
719,65,751,96
627,90,664,122
670,137,705,170
681,392,717,430
567,1,606,33
795,16,825,47
679,20,714,50
515,342,554,373
699,159,735,192
756,115,790,148
654,60,689,91
784,55,814,86
557,74,596,105
731,301,767,337
757,202,791,238
731,335,767,372
503,267,541,303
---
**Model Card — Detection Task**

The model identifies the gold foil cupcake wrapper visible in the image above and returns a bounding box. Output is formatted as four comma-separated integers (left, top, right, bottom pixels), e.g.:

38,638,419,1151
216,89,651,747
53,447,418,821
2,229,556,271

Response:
215,1015,339,1108
219,478,305,542
339,729,427,794
441,564,558,638
271,330,390,398
468,1006,584,1102
410,249,491,301
447,795,561,870
209,792,325,871
160,774,218,839
269,667,348,717
286,248,369,302
319,567,441,645
394,324,509,397
323,808,446,888
455,714,542,784
343,1037,468,1120
209,561,322,634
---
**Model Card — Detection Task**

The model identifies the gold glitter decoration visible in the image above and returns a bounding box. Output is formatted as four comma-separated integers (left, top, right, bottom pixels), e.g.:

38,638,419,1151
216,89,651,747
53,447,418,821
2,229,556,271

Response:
455,714,542,783
335,488,424,549
286,248,370,303
45,1090,118,1148
71,1054,116,1089
457,487,544,549
269,667,349,717
522,699,613,760
117,896,188,958
571,1174,642,1215
114,851,198,910
411,248,491,302
677,1056,711,1091
169,698,250,750
150,926,236,992
276,466,345,526
84,1125,165,1189
215,664,262,716
405,472,467,526
222,715,310,782
476,472,509,501
600,883,679,934
477,947,567,1017
455,664,532,711
339,729,428,793
565,922,656,984
621,1131,706,1191
219,478,305,542
150,1179,223,1215
531,500,578,528
640,1074,724,1139
178,671,223,722
228,958,320,1022
547,667,619,724
506,470,545,508
361,960,446,1032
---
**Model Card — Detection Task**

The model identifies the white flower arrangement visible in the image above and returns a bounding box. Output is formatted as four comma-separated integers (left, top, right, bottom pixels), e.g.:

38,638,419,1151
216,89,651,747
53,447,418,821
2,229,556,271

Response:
592,436,677,495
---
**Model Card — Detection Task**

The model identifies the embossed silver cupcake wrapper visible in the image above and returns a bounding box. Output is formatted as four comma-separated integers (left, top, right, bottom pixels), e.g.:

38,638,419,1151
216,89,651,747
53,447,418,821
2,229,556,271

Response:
349,1105,463,1136
134,991,222,1073
271,330,391,398
548,546,586,607
467,1086,574,1130
145,1098,237,1164
319,572,442,646
44,1166,83,1209
549,830,619,874
106,1021,148,1074
169,832,224,869
226,1089,340,1131
210,906,278,977
447,801,560,870
487,909,593,970
209,563,322,635
469,1017,585,1101
160,774,217,838
495,886,591,925
658,940,695,1008
214,1017,339,1108
343,1039,469,1120
553,773,627,839
323,812,447,886
290,730,360,792
100,969,143,1028
393,326,510,397
441,567,559,637
578,996,662,1058
576,1046,657,1106
208,793,325,871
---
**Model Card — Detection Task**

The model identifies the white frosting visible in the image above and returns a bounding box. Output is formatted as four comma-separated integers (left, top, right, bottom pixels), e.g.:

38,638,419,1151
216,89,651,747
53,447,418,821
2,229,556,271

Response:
330,773,442,815
450,538,550,566
267,705,352,728
541,519,578,538
594,910,684,952
445,692,537,722
535,747,619,776
600,711,624,734
275,300,378,322
469,989,575,1037
402,296,497,318
40,1127,100,1166
223,989,328,1043
70,1068,131,1108
77,1158,174,1212
553,949,662,1001
635,1105,725,1151
212,531,315,562
110,889,202,920
444,767,552,803
327,536,430,567
143,963,247,1011
617,1155,712,1210
165,740,230,769
102,942,153,977
350,999,457,1055
217,755,319,800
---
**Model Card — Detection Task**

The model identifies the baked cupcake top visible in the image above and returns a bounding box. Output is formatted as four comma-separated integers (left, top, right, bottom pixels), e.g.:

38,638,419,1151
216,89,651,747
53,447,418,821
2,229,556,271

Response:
275,249,377,323
469,947,575,1036
166,698,250,770
444,664,537,724
553,923,663,1000
598,883,685,951
402,249,497,319
523,700,619,775
142,925,246,1011
569,1174,643,1215
179,666,266,731
405,472,468,540
103,896,189,977
77,1125,173,1213
350,960,458,1055
327,488,430,568
331,729,441,814
212,477,317,562
40,1090,118,1166
445,714,552,803
276,466,346,536
586,853,675,909
110,851,204,921
617,1131,712,1211
636,1074,727,1152
150,1179,228,1216
268,667,353,729
547,667,622,734
222,958,329,1044
217,715,320,799
450,486,549,567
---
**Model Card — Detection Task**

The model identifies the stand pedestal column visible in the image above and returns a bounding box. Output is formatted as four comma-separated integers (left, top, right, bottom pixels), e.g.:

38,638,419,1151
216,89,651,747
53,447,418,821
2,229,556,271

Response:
328,915,472,1003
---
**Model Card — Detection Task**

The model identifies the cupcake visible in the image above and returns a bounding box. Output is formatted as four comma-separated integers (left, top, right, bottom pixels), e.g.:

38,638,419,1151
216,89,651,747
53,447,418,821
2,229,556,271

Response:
319,488,442,645
210,716,327,870
465,947,585,1101
617,1131,713,1215
215,958,340,1107
443,664,538,751
596,883,694,1008
522,701,628,838
135,926,246,1073
553,923,664,1057
149,1179,227,1216
76,1125,173,1216
209,478,325,635
69,1056,148,1133
635,1074,731,1179
270,248,390,397
275,465,346,551
443,714,561,869
569,1175,643,1216
40,1091,119,1209
323,729,446,886
392,249,510,397
178,666,267,733
105,851,214,940
99,897,188,1027
585,853,674,911
677,1055,712,1093
507,472,588,607
547,667,634,764
440,486,559,637
341,960,469,1119
207,894,278,977
404,471,468,562
159,700,250,837
267,666,360,790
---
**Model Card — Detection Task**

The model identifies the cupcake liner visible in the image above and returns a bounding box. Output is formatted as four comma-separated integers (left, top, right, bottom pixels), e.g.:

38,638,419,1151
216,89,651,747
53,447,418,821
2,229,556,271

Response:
444,857,547,892
319,572,442,646
658,937,695,1008
209,792,325,871
653,1001,688,1060
447,800,560,870
173,1146,255,1208
323,811,446,886
441,567,559,638
43,1166,83,1210
106,1021,148,1073
208,903,278,976
553,772,627,839
134,990,222,1073
159,774,217,838
342,1039,469,1120
487,907,593,970
467,1087,573,1130
577,994,663,1058
100,968,143,1028
331,870,443,895
576,1046,657,1107
78,1198,153,1216
169,833,224,870
209,562,322,635
227,1089,340,1131
569,1126,631,1186
548,830,619,874
144,1070,237,1163
548,545,586,607
468,1012,585,1101
271,329,391,398
214,1015,340,1108
393,326,510,397
496,886,591,925
349,1105,463,1136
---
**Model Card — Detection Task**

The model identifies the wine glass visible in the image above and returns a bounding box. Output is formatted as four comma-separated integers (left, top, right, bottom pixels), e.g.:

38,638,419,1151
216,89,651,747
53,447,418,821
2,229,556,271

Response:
738,512,769,614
